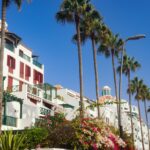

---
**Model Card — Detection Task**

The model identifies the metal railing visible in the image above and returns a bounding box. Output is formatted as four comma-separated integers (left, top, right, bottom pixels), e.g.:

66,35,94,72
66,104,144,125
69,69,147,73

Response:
5,43,14,52
40,107,51,115
19,53,31,62
33,60,42,68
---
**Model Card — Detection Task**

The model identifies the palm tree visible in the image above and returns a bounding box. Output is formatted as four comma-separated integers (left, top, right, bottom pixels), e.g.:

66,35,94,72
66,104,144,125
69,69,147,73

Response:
72,7,103,118
56,0,92,118
140,85,150,150
118,55,141,149
130,77,145,150
98,32,123,122
0,0,29,133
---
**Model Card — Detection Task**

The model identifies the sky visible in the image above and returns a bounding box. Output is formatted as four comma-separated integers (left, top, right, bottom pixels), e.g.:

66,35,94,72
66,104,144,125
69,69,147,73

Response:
0,0,150,121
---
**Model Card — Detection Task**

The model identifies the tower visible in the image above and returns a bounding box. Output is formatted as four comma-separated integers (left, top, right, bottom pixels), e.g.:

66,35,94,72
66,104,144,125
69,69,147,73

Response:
102,86,111,96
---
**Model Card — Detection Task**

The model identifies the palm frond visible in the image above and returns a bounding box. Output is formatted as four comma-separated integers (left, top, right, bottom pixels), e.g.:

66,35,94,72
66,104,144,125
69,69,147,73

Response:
98,44,110,58
56,11,74,24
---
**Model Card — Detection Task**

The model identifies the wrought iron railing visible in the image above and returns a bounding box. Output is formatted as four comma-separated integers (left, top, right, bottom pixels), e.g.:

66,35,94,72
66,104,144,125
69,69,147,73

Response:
40,107,51,115
2,115,17,127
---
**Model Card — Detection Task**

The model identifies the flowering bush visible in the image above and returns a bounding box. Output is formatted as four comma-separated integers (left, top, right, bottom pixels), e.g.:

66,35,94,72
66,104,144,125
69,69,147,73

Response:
72,118,126,150
36,114,127,149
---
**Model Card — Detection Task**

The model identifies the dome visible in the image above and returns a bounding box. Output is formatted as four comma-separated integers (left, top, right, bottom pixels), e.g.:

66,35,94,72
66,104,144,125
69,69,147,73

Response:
102,86,111,90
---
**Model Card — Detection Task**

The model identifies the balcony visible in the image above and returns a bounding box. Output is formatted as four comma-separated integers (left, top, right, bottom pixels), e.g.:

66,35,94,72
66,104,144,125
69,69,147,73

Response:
5,43,14,52
40,107,51,115
6,85,21,93
2,116,17,127
27,85,40,97
19,51,31,62
33,60,42,69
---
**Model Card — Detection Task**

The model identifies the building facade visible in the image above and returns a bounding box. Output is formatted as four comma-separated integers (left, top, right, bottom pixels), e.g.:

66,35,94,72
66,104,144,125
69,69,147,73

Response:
1,24,65,130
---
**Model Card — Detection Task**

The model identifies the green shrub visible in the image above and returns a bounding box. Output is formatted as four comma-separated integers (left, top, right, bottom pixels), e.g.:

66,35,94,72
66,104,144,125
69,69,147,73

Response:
22,127,48,149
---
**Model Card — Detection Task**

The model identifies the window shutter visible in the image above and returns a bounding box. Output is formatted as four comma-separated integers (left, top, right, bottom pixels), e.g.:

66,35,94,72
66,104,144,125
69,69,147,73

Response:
20,62,24,78
7,55,10,67
28,67,31,76
13,58,15,69
39,73,43,83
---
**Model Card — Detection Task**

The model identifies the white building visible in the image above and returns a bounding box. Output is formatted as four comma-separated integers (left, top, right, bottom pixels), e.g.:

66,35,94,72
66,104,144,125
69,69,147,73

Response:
98,86,150,150
1,24,65,130
56,85,98,120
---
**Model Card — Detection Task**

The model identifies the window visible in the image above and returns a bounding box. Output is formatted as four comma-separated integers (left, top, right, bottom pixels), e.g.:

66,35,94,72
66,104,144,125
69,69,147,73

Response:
33,70,43,84
7,55,15,73
20,62,24,78
25,65,31,81
7,55,15,69
19,50,23,57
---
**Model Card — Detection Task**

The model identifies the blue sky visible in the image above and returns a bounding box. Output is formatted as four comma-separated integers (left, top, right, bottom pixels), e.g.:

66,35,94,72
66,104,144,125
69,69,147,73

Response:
1,0,150,120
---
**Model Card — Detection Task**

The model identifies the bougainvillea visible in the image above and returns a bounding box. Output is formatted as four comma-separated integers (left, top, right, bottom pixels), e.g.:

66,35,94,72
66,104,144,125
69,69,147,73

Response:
36,114,127,149
72,118,126,150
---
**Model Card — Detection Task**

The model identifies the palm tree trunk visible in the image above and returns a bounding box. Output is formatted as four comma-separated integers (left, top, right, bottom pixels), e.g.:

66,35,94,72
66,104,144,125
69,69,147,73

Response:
137,100,145,150
144,100,150,150
0,0,7,133
111,50,119,123
128,71,135,150
75,14,84,118
118,47,125,139
91,36,100,118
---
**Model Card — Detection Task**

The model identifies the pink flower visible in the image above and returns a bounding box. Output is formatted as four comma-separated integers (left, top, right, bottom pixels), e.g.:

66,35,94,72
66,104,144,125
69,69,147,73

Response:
92,143,98,150
92,127,98,132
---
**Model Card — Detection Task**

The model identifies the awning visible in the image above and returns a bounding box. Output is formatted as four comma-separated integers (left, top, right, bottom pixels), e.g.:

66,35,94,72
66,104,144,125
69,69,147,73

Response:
61,104,74,109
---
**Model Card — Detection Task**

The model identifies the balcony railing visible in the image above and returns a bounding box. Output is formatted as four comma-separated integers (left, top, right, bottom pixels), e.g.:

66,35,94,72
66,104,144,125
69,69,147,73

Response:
5,43,14,52
27,85,40,96
40,107,51,115
7,85,21,93
2,116,17,127
33,60,42,68
19,53,31,62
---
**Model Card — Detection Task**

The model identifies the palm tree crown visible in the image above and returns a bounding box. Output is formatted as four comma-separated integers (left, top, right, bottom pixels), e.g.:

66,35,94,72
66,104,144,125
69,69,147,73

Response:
56,0,92,24
117,55,141,76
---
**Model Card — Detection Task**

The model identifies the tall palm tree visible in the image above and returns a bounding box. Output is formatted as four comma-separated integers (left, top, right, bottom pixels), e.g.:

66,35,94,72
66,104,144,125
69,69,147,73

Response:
118,55,141,149
130,77,145,150
98,32,123,123
0,0,29,132
140,85,150,150
73,7,103,118
56,0,92,118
